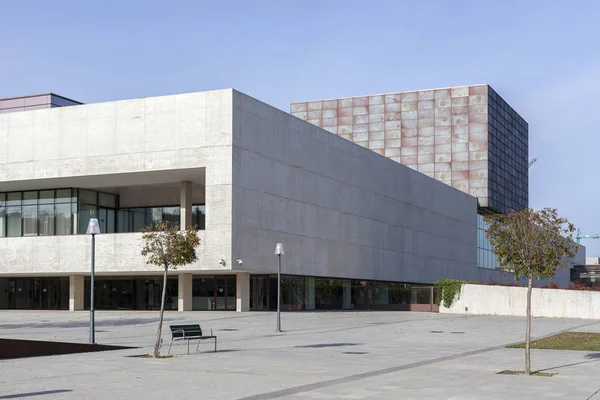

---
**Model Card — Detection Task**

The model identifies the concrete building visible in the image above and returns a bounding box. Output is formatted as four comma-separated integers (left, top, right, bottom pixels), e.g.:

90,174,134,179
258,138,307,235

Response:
0,93,82,114
0,88,578,312
291,84,527,215
571,257,600,286
291,84,530,271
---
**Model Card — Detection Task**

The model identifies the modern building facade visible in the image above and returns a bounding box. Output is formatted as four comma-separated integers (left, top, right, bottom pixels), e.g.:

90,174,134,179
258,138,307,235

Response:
0,88,579,312
0,93,82,114
571,257,600,287
291,84,533,274
291,85,527,214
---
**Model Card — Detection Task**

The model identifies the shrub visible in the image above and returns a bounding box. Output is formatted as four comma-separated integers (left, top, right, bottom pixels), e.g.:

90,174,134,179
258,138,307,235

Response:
434,279,466,308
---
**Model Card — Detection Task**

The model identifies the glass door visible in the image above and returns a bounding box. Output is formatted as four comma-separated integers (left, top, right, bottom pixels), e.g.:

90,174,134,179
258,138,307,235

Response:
250,275,270,311
215,277,226,310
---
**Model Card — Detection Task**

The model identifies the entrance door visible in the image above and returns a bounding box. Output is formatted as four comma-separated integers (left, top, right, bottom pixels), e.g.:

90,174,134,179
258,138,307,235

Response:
215,277,227,310
250,275,270,311
214,276,236,310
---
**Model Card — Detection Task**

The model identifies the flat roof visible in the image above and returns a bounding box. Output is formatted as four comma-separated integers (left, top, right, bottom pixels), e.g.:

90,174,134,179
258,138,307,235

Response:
290,84,489,105
0,93,83,104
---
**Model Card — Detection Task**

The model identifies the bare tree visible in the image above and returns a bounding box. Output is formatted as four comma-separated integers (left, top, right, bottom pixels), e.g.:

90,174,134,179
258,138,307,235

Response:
141,220,200,357
485,208,576,375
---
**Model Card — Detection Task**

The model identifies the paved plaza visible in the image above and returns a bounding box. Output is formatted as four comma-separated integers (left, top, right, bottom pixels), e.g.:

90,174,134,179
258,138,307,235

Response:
1,311,599,399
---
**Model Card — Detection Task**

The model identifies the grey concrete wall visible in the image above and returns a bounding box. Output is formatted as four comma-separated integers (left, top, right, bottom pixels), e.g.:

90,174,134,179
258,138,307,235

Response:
0,232,234,276
440,284,600,318
232,90,495,284
0,90,234,274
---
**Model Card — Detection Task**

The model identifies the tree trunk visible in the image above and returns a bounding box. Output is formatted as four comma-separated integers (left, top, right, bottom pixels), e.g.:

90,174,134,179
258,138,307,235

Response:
153,265,169,358
525,275,533,375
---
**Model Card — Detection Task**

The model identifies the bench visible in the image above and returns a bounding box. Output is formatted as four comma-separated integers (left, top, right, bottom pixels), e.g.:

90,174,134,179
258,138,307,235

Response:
168,324,217,355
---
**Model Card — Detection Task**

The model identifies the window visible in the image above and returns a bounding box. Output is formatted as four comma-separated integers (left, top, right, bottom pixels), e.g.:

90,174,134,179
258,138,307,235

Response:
117,205,204,233
6,193,21,237
0,189,204,237
0,193,5,237
55,203,72,235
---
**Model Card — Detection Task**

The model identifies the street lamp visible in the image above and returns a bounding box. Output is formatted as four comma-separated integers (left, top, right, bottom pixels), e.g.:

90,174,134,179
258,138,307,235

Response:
86,218,101,344
274,243,284,332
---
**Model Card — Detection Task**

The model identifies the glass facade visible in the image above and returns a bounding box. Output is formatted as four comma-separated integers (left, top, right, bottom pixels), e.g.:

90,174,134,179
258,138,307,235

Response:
83,276,178,310
250,275,434,311
0,188,205,237
117,205,205,232
192,275,236,311
0,277,69,309
0,190,77,237
77,189,117,234
477,213,500,269
0,274,435,311
488,87,529,214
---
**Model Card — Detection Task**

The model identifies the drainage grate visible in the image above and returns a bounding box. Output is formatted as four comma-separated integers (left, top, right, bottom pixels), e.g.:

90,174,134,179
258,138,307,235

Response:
342,351,368,355
430,331,444,333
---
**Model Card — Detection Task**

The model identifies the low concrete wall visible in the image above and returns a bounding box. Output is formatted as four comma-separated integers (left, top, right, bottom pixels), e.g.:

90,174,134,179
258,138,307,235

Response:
439,284,600,319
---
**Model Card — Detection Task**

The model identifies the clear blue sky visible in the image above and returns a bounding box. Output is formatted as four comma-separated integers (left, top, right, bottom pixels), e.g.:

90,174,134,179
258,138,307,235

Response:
2,1,600,256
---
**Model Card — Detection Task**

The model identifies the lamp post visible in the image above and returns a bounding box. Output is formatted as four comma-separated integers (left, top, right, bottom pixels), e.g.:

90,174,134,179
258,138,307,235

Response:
274,243,284,332
86,218,101,344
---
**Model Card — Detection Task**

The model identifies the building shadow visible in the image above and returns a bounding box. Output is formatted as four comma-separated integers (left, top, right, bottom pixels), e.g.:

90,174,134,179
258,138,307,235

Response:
294,343,361,348
536,353,600,372
0,389,72,399
0,317,161,330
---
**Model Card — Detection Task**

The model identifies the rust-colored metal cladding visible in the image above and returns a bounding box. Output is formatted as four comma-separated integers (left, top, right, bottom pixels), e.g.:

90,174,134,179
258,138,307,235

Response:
291,84,528,213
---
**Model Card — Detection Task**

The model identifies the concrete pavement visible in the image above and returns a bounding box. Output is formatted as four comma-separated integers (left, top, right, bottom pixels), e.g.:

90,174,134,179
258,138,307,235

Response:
0,311,599,399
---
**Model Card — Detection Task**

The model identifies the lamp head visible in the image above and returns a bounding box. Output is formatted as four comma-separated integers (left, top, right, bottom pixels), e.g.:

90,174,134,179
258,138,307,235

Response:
274,243,284,255
86,218,101,235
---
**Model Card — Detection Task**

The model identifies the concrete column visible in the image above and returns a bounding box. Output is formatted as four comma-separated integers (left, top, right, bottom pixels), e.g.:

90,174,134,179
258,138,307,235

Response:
180,181,192,229
304,277,315,310
69,275,84,311
236,272,250,312
343,280,352,310
178,273,193,311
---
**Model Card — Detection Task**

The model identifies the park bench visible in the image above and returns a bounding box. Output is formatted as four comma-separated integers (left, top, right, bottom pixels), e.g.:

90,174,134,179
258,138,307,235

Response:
168,324,217,355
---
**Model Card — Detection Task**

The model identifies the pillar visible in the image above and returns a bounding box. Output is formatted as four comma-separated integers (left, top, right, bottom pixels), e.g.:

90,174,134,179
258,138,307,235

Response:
180,181,192,229
69,274,84,311
304,277,315,310
236,272,250,312
343,280,352,310
178,273,193,311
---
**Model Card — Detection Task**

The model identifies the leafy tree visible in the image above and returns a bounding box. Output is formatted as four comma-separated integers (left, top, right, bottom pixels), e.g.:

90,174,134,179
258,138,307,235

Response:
141,220,200,357
485,208,576,375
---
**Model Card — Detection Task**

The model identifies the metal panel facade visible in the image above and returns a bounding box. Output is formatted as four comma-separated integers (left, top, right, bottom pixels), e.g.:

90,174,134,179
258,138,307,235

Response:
291,84,528,213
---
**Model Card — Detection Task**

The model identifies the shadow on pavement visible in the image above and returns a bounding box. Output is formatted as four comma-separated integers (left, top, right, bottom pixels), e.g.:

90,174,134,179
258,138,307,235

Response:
294,343,361,348
0,389,73,399
0,338,133,360
537,353,600,372
0,318,159,330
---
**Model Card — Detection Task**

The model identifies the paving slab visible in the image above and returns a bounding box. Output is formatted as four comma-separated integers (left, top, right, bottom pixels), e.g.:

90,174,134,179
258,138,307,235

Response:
0,311,599,399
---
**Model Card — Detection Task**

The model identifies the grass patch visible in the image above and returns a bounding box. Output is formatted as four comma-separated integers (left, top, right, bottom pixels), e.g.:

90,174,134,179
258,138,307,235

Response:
507,332,600,351
497,370,557,377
